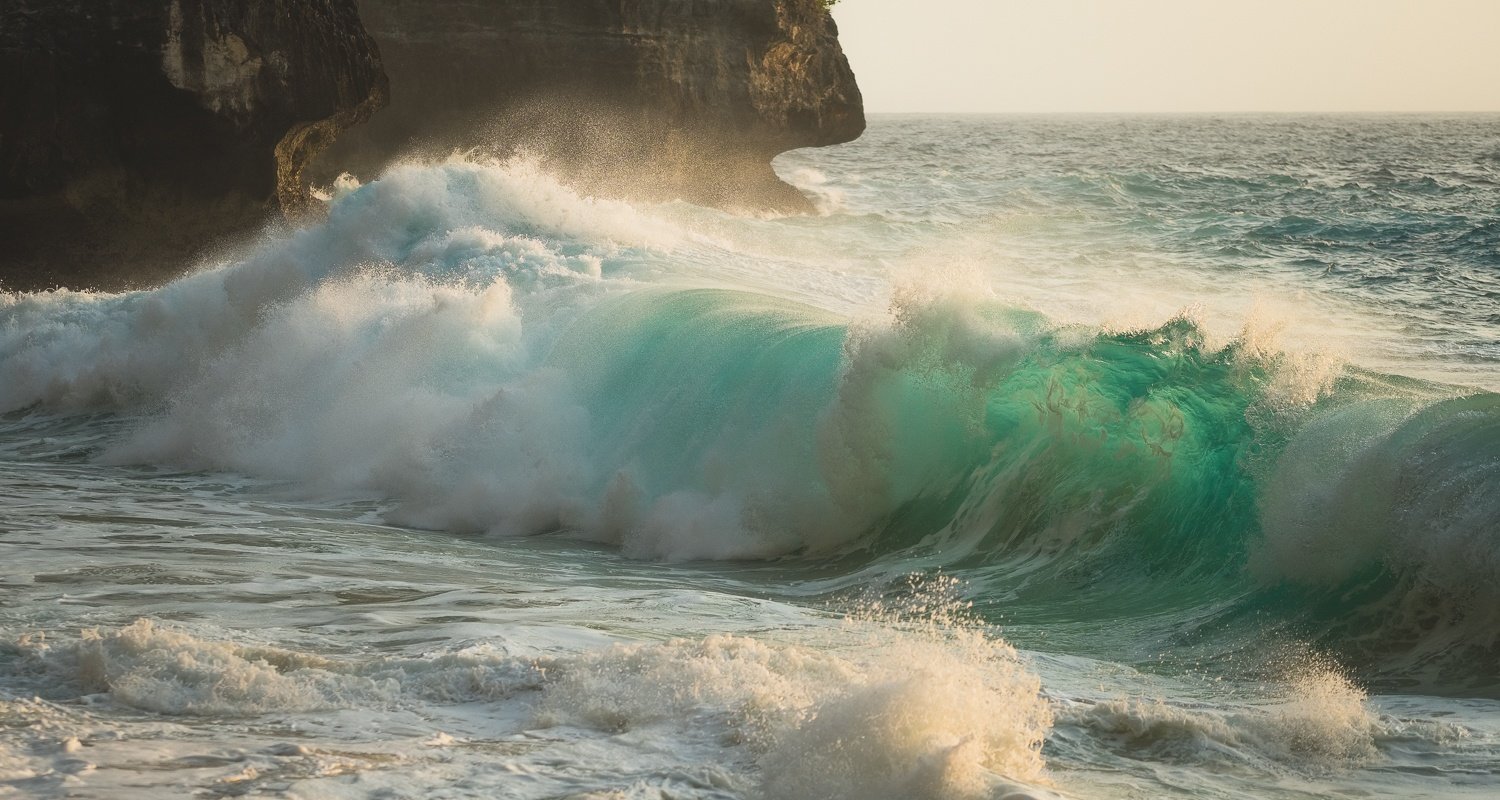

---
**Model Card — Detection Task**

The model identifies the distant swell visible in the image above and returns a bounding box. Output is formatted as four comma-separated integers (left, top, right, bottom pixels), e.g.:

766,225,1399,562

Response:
3,158,1498,693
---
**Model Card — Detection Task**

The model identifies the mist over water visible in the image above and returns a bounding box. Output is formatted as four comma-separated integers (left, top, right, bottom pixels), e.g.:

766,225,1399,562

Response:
2,115,1498,799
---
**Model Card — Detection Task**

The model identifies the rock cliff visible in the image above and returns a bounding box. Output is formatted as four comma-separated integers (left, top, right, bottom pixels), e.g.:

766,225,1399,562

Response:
0,0,386,290
315,0,864,212
1,0,863,291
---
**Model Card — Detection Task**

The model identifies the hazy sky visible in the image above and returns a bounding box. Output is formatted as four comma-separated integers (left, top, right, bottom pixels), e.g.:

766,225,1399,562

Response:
831,0,1500,113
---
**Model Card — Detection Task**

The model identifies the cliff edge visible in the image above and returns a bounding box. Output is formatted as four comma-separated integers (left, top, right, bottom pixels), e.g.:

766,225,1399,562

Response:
0,0,863,291
0,0,386,291
315,0,865,212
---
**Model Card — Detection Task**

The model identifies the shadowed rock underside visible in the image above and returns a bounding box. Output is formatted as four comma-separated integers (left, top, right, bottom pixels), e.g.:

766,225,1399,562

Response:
0,0,386,291
315,0,865,212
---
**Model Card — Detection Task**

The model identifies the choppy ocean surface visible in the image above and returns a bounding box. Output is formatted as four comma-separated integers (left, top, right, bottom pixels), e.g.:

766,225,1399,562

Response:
2,115,1499,799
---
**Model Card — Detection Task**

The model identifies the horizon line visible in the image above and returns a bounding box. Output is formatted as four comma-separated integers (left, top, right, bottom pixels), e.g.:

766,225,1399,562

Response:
864,109,1500,116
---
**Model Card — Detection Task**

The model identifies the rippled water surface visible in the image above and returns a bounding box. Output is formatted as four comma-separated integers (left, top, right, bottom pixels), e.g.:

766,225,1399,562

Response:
2,115,1498,799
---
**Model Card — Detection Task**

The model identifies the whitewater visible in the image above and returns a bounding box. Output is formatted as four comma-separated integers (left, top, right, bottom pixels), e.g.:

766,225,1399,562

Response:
2,114,1498,799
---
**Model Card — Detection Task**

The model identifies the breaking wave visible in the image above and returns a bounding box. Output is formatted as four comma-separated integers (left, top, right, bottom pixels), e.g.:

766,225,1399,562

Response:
3,158,1497,692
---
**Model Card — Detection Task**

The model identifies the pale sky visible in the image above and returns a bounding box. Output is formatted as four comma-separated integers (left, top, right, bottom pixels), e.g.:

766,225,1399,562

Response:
831,0,1500,113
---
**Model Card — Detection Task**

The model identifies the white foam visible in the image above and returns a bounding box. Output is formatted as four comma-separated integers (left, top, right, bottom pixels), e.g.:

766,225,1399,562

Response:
540,579,1053,799
8,586,1054,798
13,619,549,716
0,157,664,415
1065,665,1378,768
781,165,849,215
1255,392,1500,607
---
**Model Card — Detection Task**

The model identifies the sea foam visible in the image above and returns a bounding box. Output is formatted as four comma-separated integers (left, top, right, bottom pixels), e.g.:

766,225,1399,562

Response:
6,580,1055,799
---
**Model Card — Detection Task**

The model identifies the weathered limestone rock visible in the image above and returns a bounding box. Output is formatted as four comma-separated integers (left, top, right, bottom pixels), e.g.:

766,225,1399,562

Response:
0,0,386,290
315,0,864,212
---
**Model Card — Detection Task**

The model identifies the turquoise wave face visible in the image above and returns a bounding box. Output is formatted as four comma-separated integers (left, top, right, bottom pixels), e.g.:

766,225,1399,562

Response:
534,285,1500,691
3,155,1496,695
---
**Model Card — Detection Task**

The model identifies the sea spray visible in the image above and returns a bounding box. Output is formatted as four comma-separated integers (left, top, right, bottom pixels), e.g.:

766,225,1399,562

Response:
4,157,1499,686
540,575,1053,800
1061,654,1378,771
4,116,1500,799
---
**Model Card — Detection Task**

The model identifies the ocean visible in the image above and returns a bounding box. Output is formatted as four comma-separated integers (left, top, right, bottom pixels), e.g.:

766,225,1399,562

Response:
2,114,1498,799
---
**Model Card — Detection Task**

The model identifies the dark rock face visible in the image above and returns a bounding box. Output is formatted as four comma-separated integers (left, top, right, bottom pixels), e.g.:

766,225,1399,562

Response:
0,0,862,290
315,0,864,212
0,0,386,291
